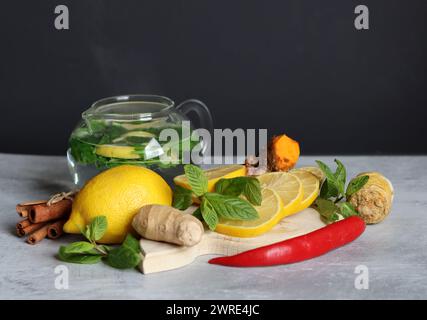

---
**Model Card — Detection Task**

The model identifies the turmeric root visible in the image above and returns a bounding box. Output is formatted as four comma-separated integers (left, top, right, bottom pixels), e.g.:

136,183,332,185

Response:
348,172,394,224
267,134,300,172
132,205,204,247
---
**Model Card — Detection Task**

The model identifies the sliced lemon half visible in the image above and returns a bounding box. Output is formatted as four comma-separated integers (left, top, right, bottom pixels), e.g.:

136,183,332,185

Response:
257,172,303,218
289,170,320,211
174,164,246,192
95,145,140,159
292,166,325,182
214,188,283,237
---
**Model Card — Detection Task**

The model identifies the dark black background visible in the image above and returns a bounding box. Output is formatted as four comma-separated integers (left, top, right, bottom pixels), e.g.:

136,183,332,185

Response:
1,0,427,155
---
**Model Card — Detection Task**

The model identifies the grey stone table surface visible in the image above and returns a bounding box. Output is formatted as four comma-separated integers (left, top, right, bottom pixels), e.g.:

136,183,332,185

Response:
0,153,426,300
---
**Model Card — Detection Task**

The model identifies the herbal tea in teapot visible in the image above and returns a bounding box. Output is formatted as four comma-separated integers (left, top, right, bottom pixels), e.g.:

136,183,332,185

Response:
67,95,212,186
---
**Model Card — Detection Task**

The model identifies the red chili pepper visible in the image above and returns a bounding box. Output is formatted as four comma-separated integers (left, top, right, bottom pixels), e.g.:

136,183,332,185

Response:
209,216,366,267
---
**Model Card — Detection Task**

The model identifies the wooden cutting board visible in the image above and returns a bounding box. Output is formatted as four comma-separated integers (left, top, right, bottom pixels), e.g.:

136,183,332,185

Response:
138,208,326,274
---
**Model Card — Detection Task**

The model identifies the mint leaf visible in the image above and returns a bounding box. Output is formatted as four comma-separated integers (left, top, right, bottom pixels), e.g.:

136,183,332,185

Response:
339,202,359,218
84,248,108,256
121,234,140,254
215,178,245,197
173,185,193,210
105,234,141,269
63,241,94,254
243,178,262,206
201,197,219,230
346,175,369,198
105,247,141,269
58,246,102,264
215,177,262,206
315,198,339,222
75,222,92,242
192,207,203,221
320,179,339,199
334,159,346,195
203,193,259,221
88,216,108,241
69,138,97,164
184,164,208,197
316,160,336,183
83,225,92,242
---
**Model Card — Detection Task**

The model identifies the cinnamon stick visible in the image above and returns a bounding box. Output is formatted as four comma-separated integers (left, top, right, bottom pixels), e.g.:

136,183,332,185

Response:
18,222,48,237
18,209,29,218
47,220,66,239
28,199,72,224
27,224,50,245
16,227,25,237
16,219,31,230
16,200,46,217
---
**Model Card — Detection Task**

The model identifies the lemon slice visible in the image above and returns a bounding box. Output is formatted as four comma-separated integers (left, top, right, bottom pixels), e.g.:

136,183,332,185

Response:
174,164,246,192
215,188,283,237
292,166,325,181
257,172,303,218
95,145,140,159
289,170,320,211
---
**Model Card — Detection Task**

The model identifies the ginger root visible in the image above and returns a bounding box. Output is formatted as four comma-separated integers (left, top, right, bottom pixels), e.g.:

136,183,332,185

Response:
348,172,394,224
267,134,300,172
132,205,204,247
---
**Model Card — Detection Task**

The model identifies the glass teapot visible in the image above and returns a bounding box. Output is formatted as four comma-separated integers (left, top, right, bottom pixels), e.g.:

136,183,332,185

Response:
67,94,213,186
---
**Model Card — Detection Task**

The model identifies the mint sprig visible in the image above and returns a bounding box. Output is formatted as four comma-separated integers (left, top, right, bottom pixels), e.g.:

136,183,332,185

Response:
215,177,262,206
57,216,141,269
173,164,261,230
314,159,369,223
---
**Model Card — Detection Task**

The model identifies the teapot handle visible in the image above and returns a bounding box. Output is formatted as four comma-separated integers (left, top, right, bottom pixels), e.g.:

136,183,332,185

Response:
176,99,213,134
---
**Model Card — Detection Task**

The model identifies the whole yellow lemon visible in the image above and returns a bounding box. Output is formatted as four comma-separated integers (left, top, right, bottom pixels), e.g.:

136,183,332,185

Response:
63,165,172,243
